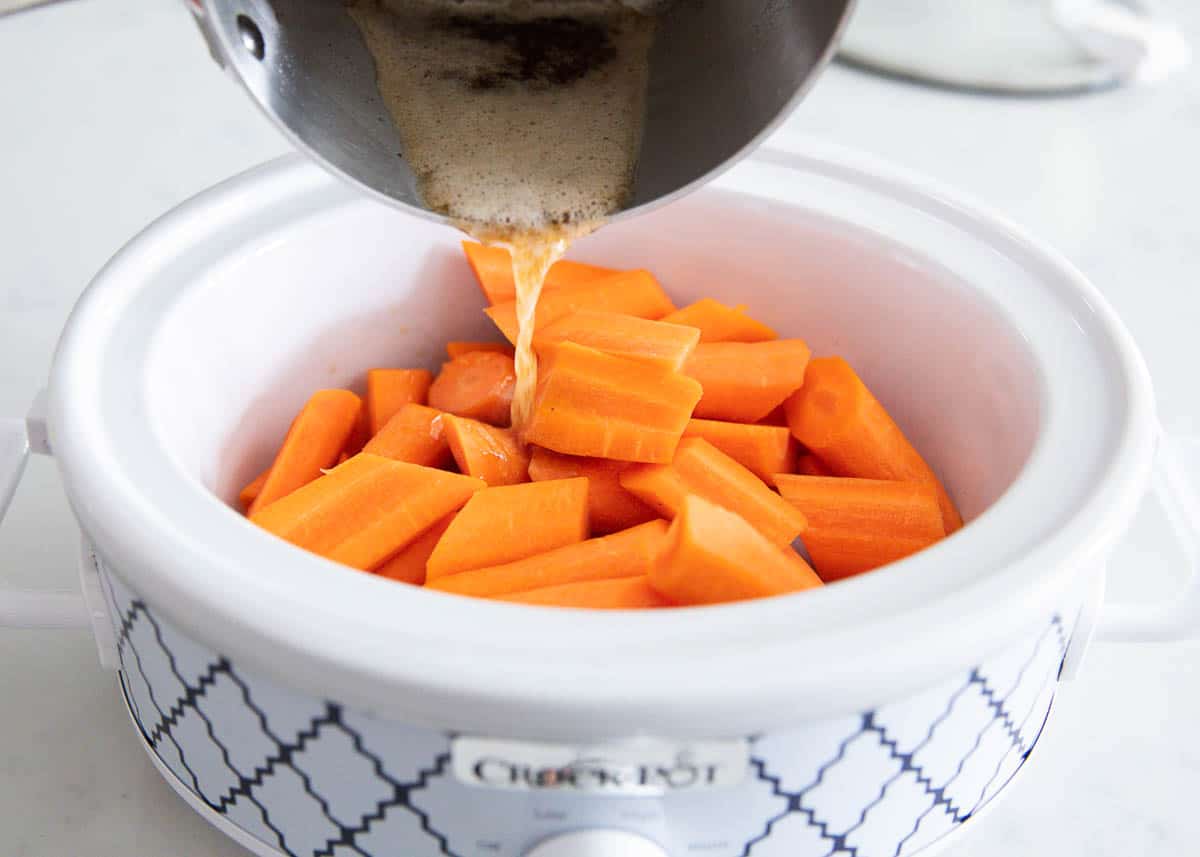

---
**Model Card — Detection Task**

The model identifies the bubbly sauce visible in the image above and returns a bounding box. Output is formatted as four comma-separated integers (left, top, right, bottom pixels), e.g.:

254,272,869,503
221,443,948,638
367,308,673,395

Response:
349,0,655,428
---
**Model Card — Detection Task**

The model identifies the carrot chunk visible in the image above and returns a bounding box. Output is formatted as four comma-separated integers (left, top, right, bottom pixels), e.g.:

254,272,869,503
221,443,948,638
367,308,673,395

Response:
527,447,658,534
428,351,516,427
493,576,671,609
444,415,530,486
425,478,590,579
682,419,797,485
650,495,822,605
785,357,962,533
797,453,833,476
446,340,514,360
683,339,811,424
362,403,452,469
247,389,363,516
427,520,668,597
238,467,269,512
462,240,616,305
365,369,432,437
661,298,776,343
485,270,675,344
524,343,703,464
373,513,455,585
250,454,484,570
620,437,807,547
533,310,700,371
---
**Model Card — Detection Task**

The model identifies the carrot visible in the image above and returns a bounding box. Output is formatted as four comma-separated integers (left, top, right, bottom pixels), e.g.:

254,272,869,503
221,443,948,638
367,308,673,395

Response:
362,403,453,469
661,298,777,343
426,520,669,597
683,339,811,424
365,369,433,437
797,453,833,477
425,477,590,579
238,467,269,511
427,351,516,427
247,390,363,516
784,357,962,533
373,514,455,585
650,495,822,605
443,415,530,486
527,447,658,534
683,419,797,485
620,437,807,547
524,343,703,464
462,240,616,305
493,576,671,609
758,404,790,426
446,340,514,360
533,310,700,372
485,270,676,345
250,454,484,570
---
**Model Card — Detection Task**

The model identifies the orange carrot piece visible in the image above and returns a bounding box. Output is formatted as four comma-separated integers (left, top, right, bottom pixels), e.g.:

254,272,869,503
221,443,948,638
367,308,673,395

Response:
250,454,484,570
785,357,962,533
443,415,530,486
427,520,669,597
425,478,590,579
661,298,777,343
684,339,811,424
362,403,453,469
365,369,433,437
247,389,363,516
462,240,616,305
427,351,516,427
238,468,269,512
527,447,658,534
485,270,675,345
524,343,703,464
373,514,455,585
620,437,807,547
804,530,940,582
446,340,515,360
797,453,833,477
683,419,797,485
493,576,671,609
758,404,790,426
533,310,700,372
650,495,822,605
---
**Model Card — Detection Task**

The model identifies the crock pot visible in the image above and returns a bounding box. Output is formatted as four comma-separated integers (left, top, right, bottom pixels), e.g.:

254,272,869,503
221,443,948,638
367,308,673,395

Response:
2,143,1197,857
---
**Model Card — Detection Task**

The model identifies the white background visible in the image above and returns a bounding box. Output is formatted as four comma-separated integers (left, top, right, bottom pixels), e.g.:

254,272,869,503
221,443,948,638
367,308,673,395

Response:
2,1,1198,855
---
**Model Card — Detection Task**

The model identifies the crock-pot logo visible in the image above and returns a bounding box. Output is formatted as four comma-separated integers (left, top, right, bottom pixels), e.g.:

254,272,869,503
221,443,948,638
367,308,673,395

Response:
451,737,748,794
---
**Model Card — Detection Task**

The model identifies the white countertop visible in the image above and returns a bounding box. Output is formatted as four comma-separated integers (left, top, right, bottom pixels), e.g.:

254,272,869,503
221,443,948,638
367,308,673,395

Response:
2,1,1198,855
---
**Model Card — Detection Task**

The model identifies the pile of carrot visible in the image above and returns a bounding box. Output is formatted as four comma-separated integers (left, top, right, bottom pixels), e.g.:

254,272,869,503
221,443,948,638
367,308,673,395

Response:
237,241,960,609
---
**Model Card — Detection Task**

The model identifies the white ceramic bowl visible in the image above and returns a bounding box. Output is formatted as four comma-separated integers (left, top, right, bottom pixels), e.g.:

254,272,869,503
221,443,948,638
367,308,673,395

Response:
2,144,1197,857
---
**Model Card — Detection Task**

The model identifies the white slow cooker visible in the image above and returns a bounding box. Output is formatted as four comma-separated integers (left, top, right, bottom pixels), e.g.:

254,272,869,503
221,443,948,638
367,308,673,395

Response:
1,144,1197,857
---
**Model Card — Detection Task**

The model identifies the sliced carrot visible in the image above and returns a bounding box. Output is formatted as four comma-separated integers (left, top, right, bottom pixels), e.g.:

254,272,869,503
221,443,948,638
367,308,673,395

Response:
365,369,433,437
373,514,455,585
425,478,590,579
533,310,700,372
247,389,363,516
362,403,453,469
797,453,833,477
661,298,776,343
462,240,616,305
650,495,822,605
758,404,790,426
427,351,516,427
804,530,939,582
250,454,484,570
683,339,811,424
527,447,658,534
683,419,797,485
524,343,703,464
427,520,669,597
443,415,530,486
485,270,676,345
238,467,269,512
620,437,807,547
446,340,515,360
785,357,962,533
493,576,671,609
